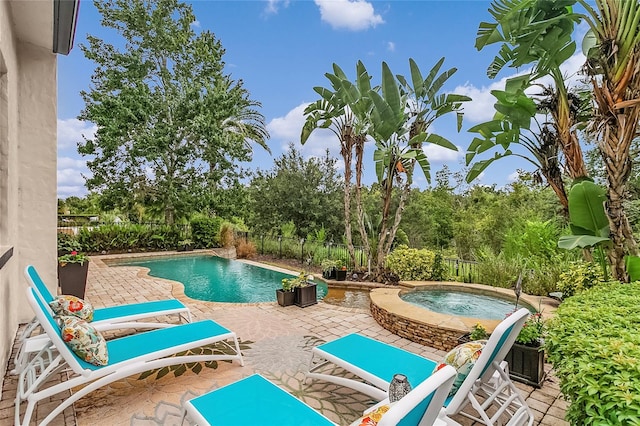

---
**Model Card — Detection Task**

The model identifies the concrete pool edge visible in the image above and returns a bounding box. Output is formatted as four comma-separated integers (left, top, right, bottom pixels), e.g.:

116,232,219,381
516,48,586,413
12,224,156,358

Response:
370,281,558,351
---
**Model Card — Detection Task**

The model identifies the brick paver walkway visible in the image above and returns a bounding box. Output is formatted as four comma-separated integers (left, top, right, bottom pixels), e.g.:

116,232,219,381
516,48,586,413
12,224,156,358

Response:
1,252,568,425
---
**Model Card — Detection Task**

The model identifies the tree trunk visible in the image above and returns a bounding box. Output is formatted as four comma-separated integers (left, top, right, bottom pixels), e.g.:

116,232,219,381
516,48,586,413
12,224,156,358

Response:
374,165,397,280
597,101,640,281
353,135,370,271
340,131,357,267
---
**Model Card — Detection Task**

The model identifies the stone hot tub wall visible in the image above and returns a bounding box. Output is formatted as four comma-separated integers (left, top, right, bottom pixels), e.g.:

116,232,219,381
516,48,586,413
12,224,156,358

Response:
369,283,555,352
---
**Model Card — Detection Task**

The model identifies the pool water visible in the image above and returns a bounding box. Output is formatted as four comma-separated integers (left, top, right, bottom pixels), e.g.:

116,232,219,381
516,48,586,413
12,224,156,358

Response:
114,255,327,303
401,289,524,320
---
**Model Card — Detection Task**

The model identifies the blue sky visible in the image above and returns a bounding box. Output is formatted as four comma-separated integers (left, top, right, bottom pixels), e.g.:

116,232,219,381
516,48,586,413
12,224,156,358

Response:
57,0,587,198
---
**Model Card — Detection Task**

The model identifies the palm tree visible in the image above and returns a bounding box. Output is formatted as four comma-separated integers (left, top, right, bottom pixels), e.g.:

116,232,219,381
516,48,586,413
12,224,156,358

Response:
579,0,640,279
301,63,373,266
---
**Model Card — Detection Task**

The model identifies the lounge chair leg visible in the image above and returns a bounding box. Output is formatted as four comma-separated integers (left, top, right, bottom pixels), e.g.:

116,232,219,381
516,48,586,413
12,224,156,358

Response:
233,335,245,367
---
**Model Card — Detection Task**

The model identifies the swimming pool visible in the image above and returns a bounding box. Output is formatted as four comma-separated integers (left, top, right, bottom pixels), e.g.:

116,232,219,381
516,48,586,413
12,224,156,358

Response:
114,255,327,303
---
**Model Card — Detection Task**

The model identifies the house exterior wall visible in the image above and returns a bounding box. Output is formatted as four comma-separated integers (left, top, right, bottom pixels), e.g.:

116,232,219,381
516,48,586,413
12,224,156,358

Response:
0,0,58,396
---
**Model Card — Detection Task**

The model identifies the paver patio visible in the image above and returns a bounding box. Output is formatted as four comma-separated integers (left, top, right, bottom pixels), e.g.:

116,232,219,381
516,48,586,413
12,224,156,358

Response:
1,253,568,425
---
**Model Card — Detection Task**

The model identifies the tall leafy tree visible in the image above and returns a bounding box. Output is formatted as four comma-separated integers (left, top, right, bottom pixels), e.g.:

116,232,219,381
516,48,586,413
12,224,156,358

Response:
78,0,268,224
465,81,571,213
248,145,344,239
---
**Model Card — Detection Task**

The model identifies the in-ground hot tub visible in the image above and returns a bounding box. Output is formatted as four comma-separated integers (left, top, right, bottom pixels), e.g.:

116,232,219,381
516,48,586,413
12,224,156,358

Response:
370,282,555,351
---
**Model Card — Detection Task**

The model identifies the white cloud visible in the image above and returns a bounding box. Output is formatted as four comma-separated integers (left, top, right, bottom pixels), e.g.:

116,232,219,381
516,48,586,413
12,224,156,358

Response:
265,0,290,14
57,167,86,187
57,155,89,198
267,102,338,157
58,157,87,170
387,41,395,52
57,186,87,198
314,0,384,31
191,20,201,28
507,171,520,182
423,144,462,162
58,118,97,149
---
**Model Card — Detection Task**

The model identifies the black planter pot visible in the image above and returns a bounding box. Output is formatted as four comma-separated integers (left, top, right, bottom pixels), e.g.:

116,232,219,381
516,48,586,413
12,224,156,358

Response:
294,283,317,307
504,343,546,388
276,289,295,307
322,268,337,280
177,244,193,252
335,269,347,281
57,262,89,299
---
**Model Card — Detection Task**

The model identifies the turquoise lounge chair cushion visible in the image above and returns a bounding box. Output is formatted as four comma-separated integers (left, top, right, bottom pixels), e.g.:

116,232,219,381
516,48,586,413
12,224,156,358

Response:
316,334,437,391
187,374,335,426
91,299,185,322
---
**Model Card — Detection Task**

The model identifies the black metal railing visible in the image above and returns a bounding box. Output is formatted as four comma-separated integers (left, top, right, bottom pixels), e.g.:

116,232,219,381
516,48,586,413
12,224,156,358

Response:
444,257,479,283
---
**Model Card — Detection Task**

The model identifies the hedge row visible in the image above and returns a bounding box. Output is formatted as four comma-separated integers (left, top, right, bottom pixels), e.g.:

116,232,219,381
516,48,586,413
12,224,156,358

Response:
545,282,640,425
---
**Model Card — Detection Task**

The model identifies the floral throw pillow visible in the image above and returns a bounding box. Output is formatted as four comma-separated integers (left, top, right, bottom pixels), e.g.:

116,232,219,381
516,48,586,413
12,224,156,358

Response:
49,295,94,322
433,340,486,397
58,315,108,366
351,404,393,426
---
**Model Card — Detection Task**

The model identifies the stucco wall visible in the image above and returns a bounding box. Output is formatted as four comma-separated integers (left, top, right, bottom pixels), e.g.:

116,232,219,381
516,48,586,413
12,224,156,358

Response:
0,0,57,397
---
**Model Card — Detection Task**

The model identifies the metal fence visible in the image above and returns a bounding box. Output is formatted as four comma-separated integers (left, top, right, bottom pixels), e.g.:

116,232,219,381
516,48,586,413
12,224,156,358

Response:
444,257,479,283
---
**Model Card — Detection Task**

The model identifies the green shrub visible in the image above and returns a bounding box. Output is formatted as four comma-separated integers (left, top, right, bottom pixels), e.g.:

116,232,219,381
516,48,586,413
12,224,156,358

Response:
75,223,182,252
546,282,640,425
430,251,448,281
474,247,566,296
191,216,224,248
386,246,436,280
503,219,562,263
557,261,604,298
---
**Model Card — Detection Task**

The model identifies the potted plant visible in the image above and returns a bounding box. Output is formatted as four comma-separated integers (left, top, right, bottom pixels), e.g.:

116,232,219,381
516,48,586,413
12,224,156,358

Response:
58,250,90,299
177,239,194,252
457,322,488,344
336,265,348,281
276,274,298,307
321,259,340,279
294,273,317,308
504,312,546,387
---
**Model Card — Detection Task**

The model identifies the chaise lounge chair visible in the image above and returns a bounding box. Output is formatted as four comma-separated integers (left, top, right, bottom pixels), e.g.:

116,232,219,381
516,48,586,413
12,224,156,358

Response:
15,287,244,426
183,366,458,426
12,265,193,374
306,308,534,426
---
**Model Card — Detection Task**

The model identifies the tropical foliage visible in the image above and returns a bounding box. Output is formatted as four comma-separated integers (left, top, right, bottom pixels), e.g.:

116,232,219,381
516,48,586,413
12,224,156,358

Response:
303,58,470,279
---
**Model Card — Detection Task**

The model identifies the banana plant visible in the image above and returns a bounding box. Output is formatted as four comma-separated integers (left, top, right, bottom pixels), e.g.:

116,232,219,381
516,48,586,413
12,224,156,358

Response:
558,179,610,280
368,59,467,277
578,0,640,280
465,76,569,212
475,0,588,190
